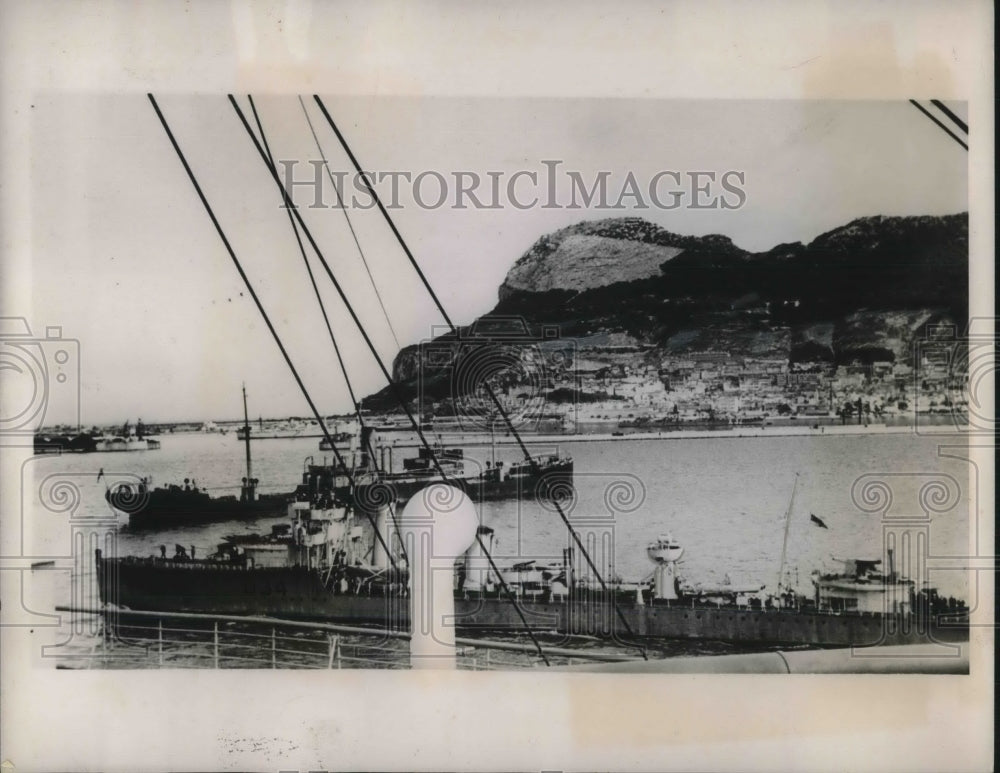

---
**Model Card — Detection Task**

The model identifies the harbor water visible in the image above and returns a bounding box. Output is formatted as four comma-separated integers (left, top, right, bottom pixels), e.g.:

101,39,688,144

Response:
19,429,972,667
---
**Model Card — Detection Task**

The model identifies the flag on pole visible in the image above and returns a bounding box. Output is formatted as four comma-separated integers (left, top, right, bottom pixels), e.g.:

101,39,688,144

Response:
810,513,828,529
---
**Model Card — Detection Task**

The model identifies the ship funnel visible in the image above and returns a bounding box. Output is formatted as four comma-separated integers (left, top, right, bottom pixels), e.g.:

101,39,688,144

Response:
399,484,478,670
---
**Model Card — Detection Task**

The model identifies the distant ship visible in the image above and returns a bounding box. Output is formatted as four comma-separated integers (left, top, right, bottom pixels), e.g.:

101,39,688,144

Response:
94,436,161,452
317,430,355,450
94,420,160,452
237,419,350,441
311,428,574,509
105,478,291,530
33,432,98,454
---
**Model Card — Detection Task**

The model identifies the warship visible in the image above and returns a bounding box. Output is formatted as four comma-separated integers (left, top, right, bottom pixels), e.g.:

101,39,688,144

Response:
96,462,968,649
105,388,293,529
314,430,573,510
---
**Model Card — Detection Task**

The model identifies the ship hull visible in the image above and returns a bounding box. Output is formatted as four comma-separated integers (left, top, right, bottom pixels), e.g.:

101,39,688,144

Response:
239,432,328,440
344,460,574,508
107,490,292,530
97,556,967,648
95,438,159,452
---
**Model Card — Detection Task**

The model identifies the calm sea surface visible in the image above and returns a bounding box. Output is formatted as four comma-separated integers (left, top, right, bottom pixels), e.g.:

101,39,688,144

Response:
21,430,972,664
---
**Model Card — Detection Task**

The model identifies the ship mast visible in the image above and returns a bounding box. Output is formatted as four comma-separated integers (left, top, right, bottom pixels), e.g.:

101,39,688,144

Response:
776,473,799,599
242,383,255,502
489,410,497,469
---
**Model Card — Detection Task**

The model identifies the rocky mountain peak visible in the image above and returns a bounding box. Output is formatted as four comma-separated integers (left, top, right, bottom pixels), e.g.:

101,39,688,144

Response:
499,218,744,300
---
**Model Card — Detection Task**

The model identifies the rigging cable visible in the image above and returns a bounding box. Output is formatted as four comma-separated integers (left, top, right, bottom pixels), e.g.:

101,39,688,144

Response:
147,93,399,573
246,97,367,441
929,99,969,135
908,100,969,151
298,96,403,352
311,94,647,659
297,93,413,549
228,96,447,480
228,94,550,666
245,95,407,564
245,97,375,465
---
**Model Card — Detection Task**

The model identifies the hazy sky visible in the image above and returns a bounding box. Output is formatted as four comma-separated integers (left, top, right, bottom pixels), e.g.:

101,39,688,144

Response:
29,96,967,425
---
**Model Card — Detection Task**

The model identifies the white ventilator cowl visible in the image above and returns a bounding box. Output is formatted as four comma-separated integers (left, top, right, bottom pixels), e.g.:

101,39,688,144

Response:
400,484,479,669
401,484,479,557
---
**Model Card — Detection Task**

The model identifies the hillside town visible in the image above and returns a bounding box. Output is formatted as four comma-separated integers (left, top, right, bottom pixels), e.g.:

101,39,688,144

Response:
424,341,970,431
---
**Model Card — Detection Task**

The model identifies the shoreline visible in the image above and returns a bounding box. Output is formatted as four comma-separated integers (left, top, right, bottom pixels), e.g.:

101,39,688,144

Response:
382,421,971,448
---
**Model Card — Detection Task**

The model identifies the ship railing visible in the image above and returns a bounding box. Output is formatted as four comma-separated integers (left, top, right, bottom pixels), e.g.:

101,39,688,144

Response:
53,606,633,670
